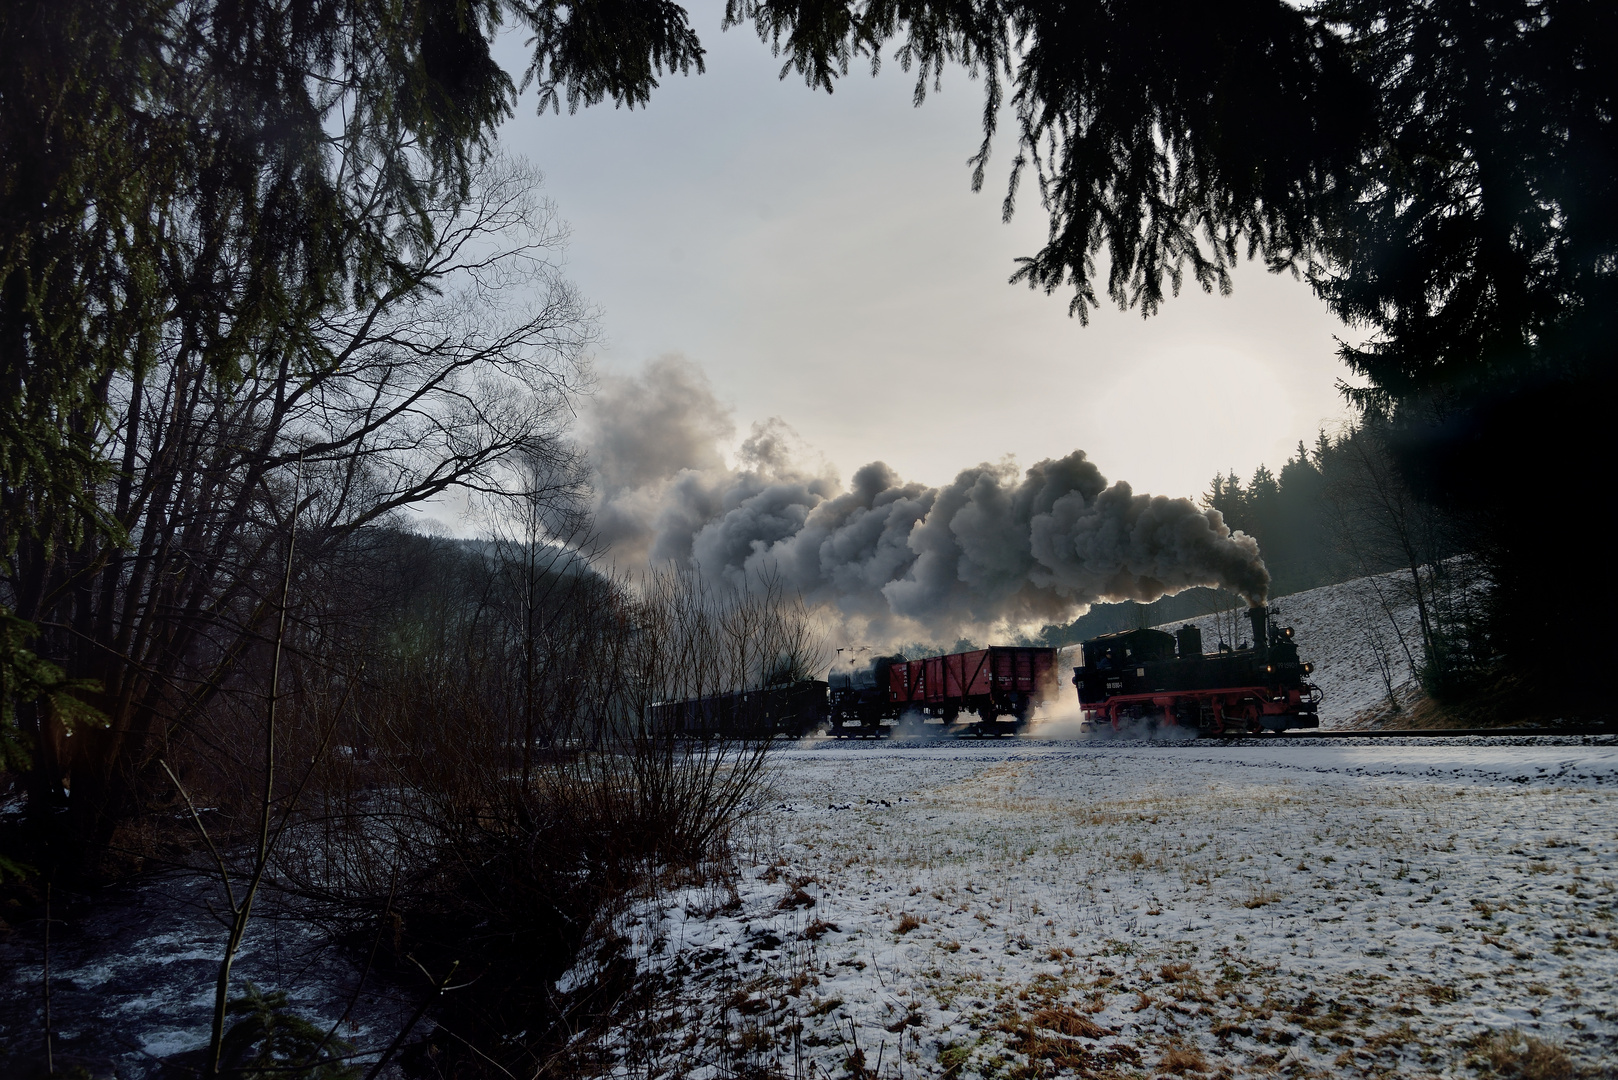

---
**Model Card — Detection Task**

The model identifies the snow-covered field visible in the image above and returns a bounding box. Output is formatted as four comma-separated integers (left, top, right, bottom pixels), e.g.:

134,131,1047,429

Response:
572,737,1618,1079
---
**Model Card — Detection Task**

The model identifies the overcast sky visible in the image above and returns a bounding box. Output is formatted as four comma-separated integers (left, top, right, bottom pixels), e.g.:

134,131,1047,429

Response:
493,5,1363,503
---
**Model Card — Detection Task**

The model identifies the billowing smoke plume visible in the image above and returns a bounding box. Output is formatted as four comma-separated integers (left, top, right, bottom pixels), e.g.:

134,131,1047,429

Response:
578,357,1268,641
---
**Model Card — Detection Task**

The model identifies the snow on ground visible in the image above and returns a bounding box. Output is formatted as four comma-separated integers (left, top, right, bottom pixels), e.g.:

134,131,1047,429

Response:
569,738,1618,1079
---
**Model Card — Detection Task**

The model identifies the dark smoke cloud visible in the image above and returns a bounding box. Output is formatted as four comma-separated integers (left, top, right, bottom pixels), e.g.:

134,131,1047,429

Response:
580,359,1269,641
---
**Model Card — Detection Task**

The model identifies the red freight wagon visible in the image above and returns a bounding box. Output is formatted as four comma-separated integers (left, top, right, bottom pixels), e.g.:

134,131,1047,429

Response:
887,646,1057,735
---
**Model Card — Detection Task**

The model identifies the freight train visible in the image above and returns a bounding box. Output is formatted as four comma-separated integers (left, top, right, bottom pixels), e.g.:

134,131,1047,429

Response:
648,604,1320,739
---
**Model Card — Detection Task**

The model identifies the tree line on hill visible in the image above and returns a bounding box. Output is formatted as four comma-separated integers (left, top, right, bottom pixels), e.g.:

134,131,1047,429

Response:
1033,419,1487,713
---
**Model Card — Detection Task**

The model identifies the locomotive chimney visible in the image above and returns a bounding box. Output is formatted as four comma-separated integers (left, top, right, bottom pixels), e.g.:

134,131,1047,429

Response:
1247,605,1269,656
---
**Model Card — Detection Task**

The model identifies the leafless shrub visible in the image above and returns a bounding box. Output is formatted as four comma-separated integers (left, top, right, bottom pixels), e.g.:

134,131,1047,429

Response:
250,547,823,1077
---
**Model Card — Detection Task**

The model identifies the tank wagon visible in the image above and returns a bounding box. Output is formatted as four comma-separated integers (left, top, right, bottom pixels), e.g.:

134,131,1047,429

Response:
1072,605,1320,736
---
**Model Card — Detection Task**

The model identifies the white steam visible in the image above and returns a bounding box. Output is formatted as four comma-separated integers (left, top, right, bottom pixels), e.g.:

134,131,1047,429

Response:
579,358,1268,642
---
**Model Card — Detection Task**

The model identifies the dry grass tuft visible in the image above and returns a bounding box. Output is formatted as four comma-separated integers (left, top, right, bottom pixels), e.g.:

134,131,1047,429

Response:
777,885,816,910
1424,981,1460,1005
998,1014,1140,1074
895,911,922,934
1030,1005,1112,1039
802,918,839,940
1467,1029,1580,1080
1243,887,1283,909
1158,1041,1210,1074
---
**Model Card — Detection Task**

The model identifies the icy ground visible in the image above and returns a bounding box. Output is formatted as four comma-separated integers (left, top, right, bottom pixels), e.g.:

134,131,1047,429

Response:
571,737,1618,1079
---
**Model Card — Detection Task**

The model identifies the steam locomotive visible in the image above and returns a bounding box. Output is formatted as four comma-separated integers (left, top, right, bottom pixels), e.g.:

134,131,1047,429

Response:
648,605,1320,739
1072,604,1320,736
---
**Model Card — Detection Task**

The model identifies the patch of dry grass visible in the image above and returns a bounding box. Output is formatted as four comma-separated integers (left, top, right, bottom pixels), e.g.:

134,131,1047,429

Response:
1157,1041,1210,1074
776,885,816,910
1466,1029,1582,1080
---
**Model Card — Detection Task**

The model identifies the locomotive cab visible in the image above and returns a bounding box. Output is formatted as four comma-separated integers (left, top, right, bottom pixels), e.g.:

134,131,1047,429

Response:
1074,629,1178,706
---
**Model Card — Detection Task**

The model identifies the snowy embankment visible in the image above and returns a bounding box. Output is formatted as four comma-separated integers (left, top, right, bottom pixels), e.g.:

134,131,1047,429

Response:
568,738,1618,1079
1149,571,1428,728
1039,570,1427,732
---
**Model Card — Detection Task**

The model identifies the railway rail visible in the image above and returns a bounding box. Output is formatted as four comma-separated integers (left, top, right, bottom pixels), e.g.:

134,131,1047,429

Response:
1243,725,1616,740
841,725,1616,742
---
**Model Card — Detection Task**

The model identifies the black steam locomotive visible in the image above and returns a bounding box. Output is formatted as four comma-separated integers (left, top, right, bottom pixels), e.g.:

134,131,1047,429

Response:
1072,604,1320,736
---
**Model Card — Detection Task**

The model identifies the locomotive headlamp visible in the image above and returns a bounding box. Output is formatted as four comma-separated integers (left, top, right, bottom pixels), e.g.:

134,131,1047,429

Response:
1284,627,1293,637
1303,662,1314,674
1266,664,1273,673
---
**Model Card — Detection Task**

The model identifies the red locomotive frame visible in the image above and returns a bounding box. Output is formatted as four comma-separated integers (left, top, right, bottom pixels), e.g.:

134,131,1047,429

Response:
1082,683,1321,736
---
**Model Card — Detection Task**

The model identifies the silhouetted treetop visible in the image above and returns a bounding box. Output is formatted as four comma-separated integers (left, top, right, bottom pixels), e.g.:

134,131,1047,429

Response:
724,0,1371,321
1315,0,1617,408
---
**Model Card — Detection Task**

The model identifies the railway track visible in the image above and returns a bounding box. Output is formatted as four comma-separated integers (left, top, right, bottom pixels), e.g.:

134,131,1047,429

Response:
824,724,1617,741
1251,725,1616,740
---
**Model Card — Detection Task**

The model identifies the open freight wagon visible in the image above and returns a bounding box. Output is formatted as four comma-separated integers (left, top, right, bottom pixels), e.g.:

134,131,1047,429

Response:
887,646,1056,736
649,680,829,739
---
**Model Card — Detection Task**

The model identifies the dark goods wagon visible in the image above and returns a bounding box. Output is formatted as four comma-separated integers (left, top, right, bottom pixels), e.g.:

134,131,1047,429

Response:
1072,605,1320,737
649,680,829,739
888,646,1058,736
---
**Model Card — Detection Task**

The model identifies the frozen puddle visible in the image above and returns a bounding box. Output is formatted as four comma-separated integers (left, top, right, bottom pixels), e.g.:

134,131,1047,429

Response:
571,737,1618,1079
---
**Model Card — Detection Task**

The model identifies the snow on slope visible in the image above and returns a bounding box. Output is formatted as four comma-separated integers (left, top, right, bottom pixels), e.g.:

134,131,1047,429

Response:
563,738,1618,1080
1145,572,1429,728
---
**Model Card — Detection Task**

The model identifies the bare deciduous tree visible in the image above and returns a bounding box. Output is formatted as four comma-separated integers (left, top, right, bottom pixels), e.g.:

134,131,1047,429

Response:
9,155,593,864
